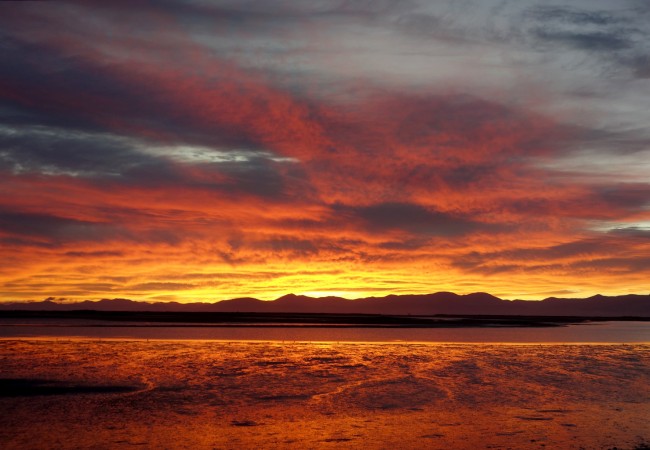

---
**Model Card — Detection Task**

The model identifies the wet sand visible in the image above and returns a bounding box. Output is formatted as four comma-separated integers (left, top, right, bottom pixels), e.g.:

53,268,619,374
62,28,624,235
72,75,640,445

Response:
1,340,649,449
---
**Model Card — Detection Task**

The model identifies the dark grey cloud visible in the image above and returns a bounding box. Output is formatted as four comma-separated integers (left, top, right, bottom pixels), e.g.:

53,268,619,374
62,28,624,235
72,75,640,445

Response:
450,239,605,274
155,0,410,23
509,239,614,261
0,123,309,201
0,209,185,246
0,127,155,177
0,25,317,202
572,255,650,273
440,163,502,189
569,126,650,156
452,229,650,275
251,238,320,257
0,210,125,243
627,54,650,78
500,182,650,221
334,202,491,237
211,156,313,200
223,236,361,261
595,184,650,211
392,11,472,44
530,6,625,27
607,227,650,239
533,29,631,52
0,33,136,117
390,94,522,146
0,236,58,249
0,31,282,152
524,4,641,48
362,1,649,69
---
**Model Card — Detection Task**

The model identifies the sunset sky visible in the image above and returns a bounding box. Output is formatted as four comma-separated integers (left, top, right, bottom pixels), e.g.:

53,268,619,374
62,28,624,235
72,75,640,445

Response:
1,1,649,303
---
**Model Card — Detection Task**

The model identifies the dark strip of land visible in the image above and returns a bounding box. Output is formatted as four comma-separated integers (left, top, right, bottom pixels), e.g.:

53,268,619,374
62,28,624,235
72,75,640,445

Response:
2,310,648,327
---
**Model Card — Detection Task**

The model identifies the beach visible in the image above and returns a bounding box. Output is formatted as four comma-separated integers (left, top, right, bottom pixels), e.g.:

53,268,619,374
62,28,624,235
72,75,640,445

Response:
1,339,649,449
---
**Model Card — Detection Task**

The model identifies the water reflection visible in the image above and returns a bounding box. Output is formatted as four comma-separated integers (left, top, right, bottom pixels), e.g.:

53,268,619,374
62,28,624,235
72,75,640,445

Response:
1,320,649,343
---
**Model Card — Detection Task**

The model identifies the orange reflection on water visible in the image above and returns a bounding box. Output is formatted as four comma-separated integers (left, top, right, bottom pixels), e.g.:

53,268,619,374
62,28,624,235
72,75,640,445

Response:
1,340,649,449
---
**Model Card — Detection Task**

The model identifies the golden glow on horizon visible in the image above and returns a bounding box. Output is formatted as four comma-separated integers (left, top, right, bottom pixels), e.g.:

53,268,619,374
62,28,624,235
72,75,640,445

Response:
1,248,647,303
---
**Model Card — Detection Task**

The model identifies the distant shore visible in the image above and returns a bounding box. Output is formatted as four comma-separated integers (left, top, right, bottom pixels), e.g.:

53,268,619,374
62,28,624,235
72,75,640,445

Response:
2,310,650,328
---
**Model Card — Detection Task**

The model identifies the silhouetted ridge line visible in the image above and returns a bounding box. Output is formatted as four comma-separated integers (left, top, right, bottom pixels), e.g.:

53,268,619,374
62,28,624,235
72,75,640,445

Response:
1,292,650,317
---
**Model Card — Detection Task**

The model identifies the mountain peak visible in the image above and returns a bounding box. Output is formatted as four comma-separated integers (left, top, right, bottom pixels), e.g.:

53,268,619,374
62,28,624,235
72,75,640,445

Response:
277,293,299,300
464,292,501,301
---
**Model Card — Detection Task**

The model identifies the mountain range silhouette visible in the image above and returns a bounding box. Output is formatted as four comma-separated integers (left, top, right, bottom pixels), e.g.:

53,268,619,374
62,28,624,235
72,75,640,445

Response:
2,292,650,316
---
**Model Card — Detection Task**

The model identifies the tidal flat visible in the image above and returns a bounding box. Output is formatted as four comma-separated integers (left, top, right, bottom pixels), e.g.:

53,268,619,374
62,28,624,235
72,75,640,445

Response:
1,340,649,449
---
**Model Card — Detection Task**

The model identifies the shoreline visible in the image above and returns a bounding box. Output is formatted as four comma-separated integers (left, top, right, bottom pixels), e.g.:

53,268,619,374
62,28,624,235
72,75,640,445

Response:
3,310,650,327
2,337,650,345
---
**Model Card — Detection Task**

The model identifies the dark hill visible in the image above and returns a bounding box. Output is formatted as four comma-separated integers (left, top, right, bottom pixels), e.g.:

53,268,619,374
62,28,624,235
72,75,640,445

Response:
1,292,649,317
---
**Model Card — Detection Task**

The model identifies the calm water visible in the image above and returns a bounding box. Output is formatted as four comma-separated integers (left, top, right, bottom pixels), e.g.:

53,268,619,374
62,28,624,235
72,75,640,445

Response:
1,319,649,343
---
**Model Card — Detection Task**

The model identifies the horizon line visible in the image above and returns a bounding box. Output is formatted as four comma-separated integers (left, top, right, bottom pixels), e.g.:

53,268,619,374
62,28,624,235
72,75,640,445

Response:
4,291,650,305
